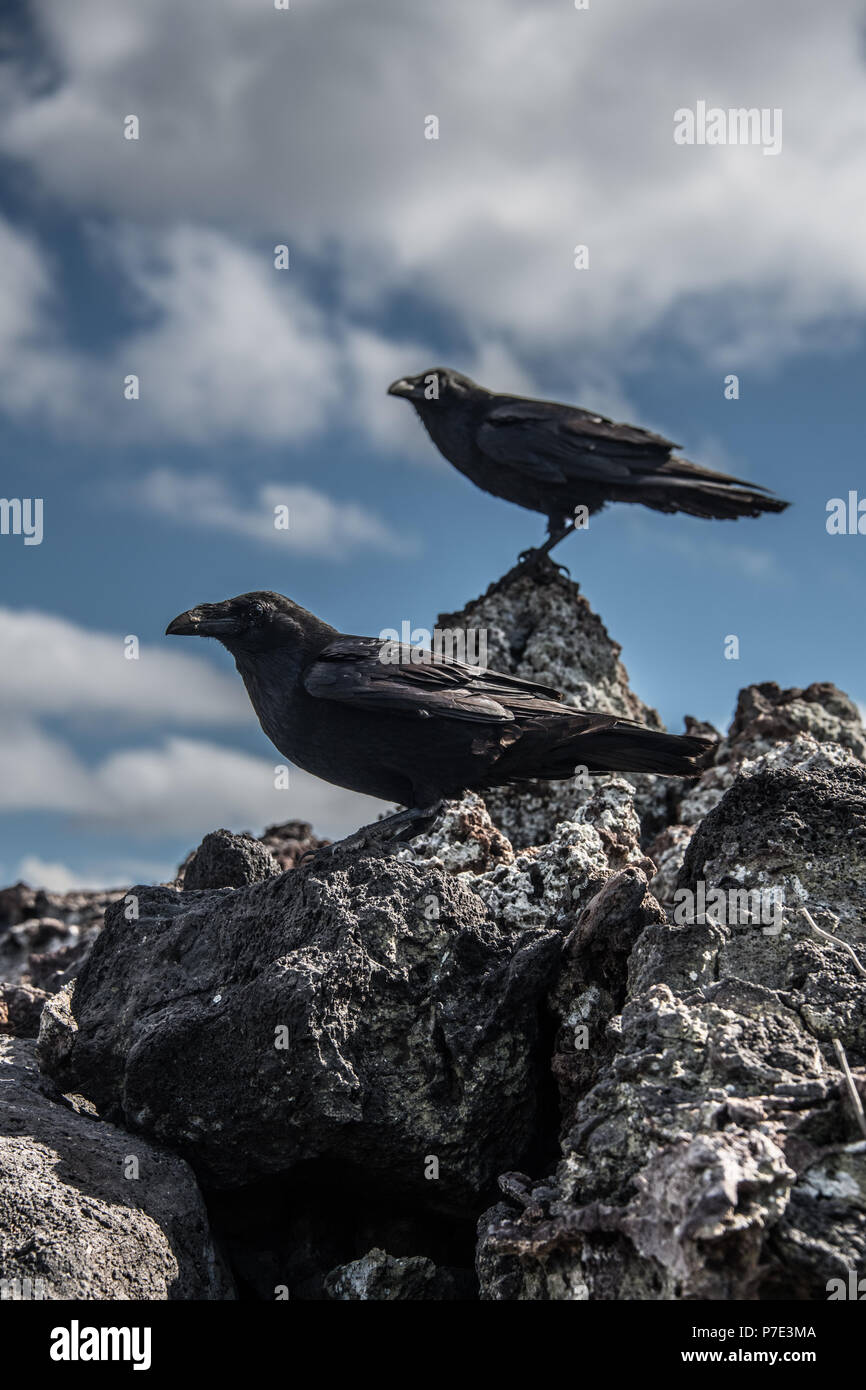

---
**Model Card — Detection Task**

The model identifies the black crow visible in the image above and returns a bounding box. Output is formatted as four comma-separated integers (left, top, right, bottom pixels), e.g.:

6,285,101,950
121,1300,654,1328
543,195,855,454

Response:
388,368,789,564
166,591,715,852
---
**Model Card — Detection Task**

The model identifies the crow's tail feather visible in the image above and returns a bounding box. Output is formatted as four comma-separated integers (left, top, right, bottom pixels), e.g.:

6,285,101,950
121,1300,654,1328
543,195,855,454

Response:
568,724,717,776
641,485,789,521
631,460,790,521
496,717,717,783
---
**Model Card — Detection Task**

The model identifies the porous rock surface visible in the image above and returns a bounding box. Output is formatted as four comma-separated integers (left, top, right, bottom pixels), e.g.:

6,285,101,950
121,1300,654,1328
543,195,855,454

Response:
476,759,866,1300
0,1036,234,1300
323,1246,461,1300
438,561,670,849
649,683,866,904
0,981,50,1038
0,885,123,991
38,847,567,1203
181,827,282,890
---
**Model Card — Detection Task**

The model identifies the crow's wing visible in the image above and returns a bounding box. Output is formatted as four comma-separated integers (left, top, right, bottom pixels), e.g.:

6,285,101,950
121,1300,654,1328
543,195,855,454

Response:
476,397,677,485
303,636,615,728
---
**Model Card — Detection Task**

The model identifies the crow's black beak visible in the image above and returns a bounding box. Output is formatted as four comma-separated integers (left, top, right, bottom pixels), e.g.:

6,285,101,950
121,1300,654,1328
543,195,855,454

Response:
166,609,200,636
387,377,414,398
165,606,242,638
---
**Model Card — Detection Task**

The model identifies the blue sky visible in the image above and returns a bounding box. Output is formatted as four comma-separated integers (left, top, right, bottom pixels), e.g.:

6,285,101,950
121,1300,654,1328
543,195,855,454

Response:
0,0,864,889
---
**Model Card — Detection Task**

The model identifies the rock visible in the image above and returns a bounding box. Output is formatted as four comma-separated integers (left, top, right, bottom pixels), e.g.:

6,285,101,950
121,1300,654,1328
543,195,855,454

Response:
649,683,866,904
0,982,49,1038
0,916,106,993
477,971,864,1299
679,760,866,951
463,780,651,935
37,846,565,1205
476,755,866,1300
324,1247,459,1300
549,866,666,1112
181,828,283,890
259,821,329,871
399,793,514,874
27,938,94,995
436,561,680,849
0,1037,234,1300
0,826,318,994
727,682,866,763
0,884,123,992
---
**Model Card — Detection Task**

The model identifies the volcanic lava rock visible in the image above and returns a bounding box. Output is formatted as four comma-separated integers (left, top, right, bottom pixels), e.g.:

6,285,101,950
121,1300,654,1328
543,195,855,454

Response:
37,844,565,1205
259,821,329,870
649,683,866,903
0,982,50,1038
0,1037,233,1300
400,793,514,875
436,560,678,849
476,755,866,1300
0,892,120,991
9,558,866,1302
181,828,282,891
323,1246,466,1300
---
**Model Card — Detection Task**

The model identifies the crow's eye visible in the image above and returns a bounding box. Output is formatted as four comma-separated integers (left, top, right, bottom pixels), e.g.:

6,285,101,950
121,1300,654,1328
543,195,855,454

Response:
249,601,265,621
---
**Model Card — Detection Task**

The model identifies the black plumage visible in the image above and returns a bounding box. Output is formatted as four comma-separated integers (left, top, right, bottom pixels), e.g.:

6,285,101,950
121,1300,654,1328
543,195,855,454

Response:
166,591,715,848
388,367,789,558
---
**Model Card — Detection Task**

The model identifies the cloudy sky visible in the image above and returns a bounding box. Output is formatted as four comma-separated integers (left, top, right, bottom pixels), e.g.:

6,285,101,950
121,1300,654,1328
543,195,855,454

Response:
1,0,864,889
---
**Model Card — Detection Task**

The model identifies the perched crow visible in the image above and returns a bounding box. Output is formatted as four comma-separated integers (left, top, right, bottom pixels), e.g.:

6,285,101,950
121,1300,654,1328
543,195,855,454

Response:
166,591,715,851
388,368,789,563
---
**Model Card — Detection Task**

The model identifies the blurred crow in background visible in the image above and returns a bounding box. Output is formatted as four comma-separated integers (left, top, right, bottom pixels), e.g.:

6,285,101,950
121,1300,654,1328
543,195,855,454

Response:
388,367,789,566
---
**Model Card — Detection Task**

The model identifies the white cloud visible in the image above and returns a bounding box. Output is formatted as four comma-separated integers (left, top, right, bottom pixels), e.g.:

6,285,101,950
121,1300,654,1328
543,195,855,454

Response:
0,719,389,839
0,216,513,454
2,0,865,384
0,218,87,425
91,736,388,836
340,325,447,465
10,855,156,893
114,226,343,443
130,469,415,557
0,219,348,442
0,607,248,723
0,720,90,813
14,855,96,892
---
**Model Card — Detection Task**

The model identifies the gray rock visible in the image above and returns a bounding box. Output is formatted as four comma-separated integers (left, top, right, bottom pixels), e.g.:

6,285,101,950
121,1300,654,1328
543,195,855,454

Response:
477,756,866,1300
0,908,114,992
181,828,282,890
463,780,651,935
649,682,866,903
0,1036,234,1300
436,562,682,850
0,827,307,994
324,1247,454,1300
37,847,565,1205
399,793,514,875
0,982,49,1038
10,565,866,1302
259,821,329,871
679,759,866,953
728,681,866,762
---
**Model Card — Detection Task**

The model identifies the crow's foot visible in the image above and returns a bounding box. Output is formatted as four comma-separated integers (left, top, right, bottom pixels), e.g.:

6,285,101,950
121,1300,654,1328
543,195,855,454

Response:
484,546,572,597
516,547,571,580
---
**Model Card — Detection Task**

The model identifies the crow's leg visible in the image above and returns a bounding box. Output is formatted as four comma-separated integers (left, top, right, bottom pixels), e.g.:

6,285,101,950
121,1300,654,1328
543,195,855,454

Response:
484,520,579,597
299,800,445,865
517,519,577,572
